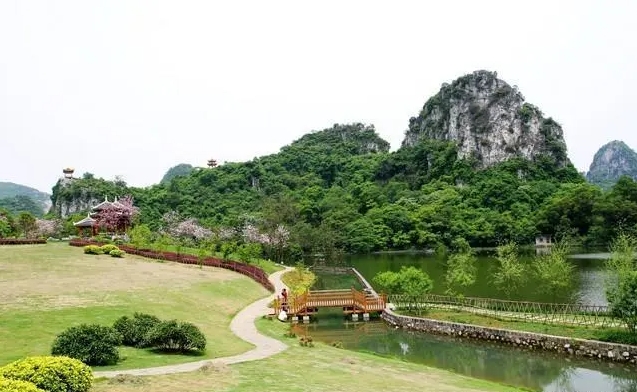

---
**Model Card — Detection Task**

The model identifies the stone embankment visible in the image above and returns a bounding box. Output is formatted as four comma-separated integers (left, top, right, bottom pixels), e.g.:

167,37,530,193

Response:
382,309,637,364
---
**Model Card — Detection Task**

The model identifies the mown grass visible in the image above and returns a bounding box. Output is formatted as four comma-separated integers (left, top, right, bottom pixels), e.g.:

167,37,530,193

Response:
411,309,631,343
0,243,269,369
92,318,528,392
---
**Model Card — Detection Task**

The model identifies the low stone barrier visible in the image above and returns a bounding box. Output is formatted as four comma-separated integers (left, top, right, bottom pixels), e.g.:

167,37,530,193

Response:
69,240,275,292
0,238,47,245
382,309,637,364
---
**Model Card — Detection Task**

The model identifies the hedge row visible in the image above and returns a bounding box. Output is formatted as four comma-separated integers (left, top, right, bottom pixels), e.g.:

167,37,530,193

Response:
0,239,47,245
69,240,275,292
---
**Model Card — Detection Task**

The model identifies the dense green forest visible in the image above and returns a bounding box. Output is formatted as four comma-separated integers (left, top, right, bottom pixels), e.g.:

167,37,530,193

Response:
45,122,634,254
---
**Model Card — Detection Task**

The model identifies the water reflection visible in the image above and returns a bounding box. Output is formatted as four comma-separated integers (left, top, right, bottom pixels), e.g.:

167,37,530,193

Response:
347,252,611,305
297,318,637,392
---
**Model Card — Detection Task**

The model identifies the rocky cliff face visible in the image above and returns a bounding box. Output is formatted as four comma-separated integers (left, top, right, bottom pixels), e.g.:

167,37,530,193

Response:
402,70,569,168
50,176,128,218
587,140,637,189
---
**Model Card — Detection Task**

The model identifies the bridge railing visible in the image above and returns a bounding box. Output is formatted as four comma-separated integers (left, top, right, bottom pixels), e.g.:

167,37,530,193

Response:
388,293,618,328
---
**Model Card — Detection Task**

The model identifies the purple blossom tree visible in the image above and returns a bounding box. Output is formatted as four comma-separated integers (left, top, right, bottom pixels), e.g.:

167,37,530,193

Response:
160,211,212,242
97,195,139,233
35,219,62,238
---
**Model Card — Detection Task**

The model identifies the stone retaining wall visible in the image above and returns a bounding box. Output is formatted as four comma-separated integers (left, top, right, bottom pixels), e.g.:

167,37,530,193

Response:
382,309,637,364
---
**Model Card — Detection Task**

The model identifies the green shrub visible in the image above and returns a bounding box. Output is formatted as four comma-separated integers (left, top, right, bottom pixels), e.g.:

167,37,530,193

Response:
0,356,92,392
144,320,206,352
595,329,637,345
100,244,119,254
113,313,161,348
83,245,103,255
109,249,125,258
0,377,45,392
51,324,122,366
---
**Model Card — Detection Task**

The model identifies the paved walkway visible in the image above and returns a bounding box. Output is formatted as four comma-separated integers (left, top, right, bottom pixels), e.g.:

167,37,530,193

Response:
94,267,293,378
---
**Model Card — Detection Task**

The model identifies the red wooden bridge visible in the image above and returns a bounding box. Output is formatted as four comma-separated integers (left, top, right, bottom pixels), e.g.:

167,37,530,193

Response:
274,288,387,317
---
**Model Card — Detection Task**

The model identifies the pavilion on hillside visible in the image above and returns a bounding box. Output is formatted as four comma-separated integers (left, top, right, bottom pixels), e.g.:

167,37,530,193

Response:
73,195,133,237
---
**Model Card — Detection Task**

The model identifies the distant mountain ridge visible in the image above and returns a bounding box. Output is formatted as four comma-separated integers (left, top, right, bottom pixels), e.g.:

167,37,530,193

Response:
586,141,637,189
0,181,51,215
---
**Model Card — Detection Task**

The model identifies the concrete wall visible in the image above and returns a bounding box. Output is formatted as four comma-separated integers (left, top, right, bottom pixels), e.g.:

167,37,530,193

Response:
382,309,637,364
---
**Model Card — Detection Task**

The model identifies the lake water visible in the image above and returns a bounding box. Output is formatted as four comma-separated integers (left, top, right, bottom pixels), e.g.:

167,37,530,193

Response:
295,316,637,392
345,251,610,306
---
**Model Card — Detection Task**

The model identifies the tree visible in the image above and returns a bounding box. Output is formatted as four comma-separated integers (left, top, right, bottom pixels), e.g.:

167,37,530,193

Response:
34,219,62,239
373,266,433,313
98,195,139,233
0,208,15,238
492,241,526,297
129,224,153,248
17,211,36,238
607,271,637,333
533,239,575,301
605,233,637,332
445,249,477,297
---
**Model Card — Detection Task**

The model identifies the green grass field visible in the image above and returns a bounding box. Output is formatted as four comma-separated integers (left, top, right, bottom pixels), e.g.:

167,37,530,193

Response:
0,243,269,369
92,318,527,392
411,308,624,342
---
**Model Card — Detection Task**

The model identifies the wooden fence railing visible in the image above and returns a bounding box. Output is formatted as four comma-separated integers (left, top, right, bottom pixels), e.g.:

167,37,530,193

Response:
276,288,387,316
388,293,618,328
69,240,274,292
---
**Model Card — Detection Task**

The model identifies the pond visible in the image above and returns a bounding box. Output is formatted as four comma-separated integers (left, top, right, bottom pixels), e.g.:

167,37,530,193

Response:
344,251,610,305
295,316,637,392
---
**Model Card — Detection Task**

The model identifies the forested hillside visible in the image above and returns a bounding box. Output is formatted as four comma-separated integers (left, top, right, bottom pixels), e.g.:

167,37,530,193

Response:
0,182,50,216
48,72,635,252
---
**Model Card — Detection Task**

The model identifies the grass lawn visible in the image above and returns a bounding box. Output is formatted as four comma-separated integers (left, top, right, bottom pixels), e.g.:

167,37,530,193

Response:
413,309,624,342
92,318,528,392
0,243,269,370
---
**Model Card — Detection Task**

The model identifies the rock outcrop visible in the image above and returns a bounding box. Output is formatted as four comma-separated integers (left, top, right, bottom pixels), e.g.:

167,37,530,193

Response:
402,70,569,168
587,140,637,189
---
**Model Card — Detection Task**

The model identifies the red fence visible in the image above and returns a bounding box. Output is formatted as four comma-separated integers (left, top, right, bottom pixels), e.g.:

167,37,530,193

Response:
0,238,47,245
69,240,275,292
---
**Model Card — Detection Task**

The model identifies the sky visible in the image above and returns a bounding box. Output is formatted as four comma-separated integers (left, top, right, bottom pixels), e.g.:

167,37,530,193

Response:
1,0,636,193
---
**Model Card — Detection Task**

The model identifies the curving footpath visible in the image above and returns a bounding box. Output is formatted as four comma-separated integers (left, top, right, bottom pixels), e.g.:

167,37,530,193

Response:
94,267,293,378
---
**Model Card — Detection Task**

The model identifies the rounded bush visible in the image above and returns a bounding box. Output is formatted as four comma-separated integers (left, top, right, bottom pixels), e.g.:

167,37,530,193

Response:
0,377,45,392
0,356,92,392
51,324,122,366
144,320,206,352
100,244,119,254
113,313,161,348
83,245,103,255
109,249,125,258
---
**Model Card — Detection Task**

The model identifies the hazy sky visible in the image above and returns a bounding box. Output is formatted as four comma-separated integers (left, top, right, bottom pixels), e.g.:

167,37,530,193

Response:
1,1,636,193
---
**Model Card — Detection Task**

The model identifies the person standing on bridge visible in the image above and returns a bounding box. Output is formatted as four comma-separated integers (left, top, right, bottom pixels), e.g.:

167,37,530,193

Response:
281,288,288,307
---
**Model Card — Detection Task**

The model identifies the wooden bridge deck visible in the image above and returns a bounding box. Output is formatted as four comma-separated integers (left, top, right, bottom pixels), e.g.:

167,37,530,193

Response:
275,288,387,317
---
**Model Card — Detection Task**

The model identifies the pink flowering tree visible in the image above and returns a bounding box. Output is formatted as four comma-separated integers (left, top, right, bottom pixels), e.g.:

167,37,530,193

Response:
160,211,211,244
97,195,140,233
34,219,62,239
